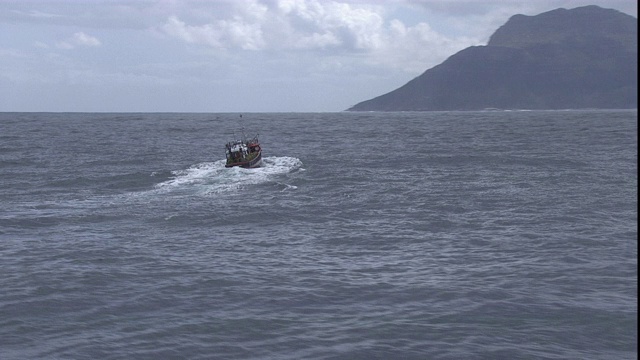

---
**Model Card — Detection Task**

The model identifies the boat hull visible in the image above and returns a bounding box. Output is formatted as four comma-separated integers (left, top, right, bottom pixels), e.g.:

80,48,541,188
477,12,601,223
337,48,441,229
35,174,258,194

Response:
225,151,262,168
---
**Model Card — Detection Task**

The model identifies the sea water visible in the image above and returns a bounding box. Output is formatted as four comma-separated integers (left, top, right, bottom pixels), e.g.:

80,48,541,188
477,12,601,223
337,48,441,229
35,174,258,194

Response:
0,110,637,359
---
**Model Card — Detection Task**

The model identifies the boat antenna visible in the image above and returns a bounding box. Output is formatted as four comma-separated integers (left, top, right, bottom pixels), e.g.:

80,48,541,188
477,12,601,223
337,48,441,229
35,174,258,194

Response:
238,114,247,142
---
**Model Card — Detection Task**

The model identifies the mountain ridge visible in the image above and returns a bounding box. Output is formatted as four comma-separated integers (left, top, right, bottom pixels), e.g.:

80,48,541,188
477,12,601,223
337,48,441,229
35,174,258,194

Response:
347,5,638,111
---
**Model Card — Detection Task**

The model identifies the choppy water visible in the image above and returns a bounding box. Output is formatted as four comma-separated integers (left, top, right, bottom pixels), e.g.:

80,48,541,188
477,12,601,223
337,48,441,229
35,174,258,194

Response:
0,111,637,359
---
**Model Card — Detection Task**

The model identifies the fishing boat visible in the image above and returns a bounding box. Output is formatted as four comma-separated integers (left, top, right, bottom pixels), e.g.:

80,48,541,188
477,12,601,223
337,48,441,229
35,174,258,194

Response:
224,131,262,168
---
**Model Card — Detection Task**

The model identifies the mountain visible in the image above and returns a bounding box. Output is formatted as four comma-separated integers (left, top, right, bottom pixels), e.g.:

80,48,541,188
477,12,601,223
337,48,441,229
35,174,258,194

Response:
347,5,637,111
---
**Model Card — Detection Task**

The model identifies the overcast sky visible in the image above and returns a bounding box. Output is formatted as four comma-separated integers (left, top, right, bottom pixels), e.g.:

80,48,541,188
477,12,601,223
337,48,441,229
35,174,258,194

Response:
1,0,636,112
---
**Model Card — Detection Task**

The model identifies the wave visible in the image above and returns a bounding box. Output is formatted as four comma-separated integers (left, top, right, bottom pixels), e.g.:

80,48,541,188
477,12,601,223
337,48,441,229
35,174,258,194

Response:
153,156,303,195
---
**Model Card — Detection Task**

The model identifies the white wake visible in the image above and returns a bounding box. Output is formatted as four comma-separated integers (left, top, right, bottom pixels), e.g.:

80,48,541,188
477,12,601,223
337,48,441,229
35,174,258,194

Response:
153,156,303,195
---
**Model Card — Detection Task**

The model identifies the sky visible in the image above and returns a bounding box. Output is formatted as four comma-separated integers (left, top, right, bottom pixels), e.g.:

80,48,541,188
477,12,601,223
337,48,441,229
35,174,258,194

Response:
0,0,636,112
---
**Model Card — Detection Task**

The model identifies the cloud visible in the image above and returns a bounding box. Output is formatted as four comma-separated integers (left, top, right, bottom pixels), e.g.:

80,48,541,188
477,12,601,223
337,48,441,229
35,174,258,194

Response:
273,0,386,50
157,1,314,50
56,32,101,49
72,32,101,46
13,9,63,19
163,15,265,50
157,0,481,72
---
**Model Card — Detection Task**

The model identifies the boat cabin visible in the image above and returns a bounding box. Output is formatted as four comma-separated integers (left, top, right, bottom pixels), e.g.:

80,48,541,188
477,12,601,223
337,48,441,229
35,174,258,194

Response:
225,136,261,165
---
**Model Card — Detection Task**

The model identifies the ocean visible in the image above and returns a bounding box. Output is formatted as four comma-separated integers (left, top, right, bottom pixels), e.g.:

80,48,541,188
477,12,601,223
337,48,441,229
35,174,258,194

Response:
0,110,637,359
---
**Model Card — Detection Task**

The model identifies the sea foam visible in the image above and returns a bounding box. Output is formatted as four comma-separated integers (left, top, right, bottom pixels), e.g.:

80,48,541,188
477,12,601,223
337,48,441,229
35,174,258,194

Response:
153,156,303,195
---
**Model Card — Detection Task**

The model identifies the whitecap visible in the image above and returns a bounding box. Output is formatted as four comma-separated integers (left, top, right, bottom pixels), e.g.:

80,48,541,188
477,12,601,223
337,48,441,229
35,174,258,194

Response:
152,156,303,196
